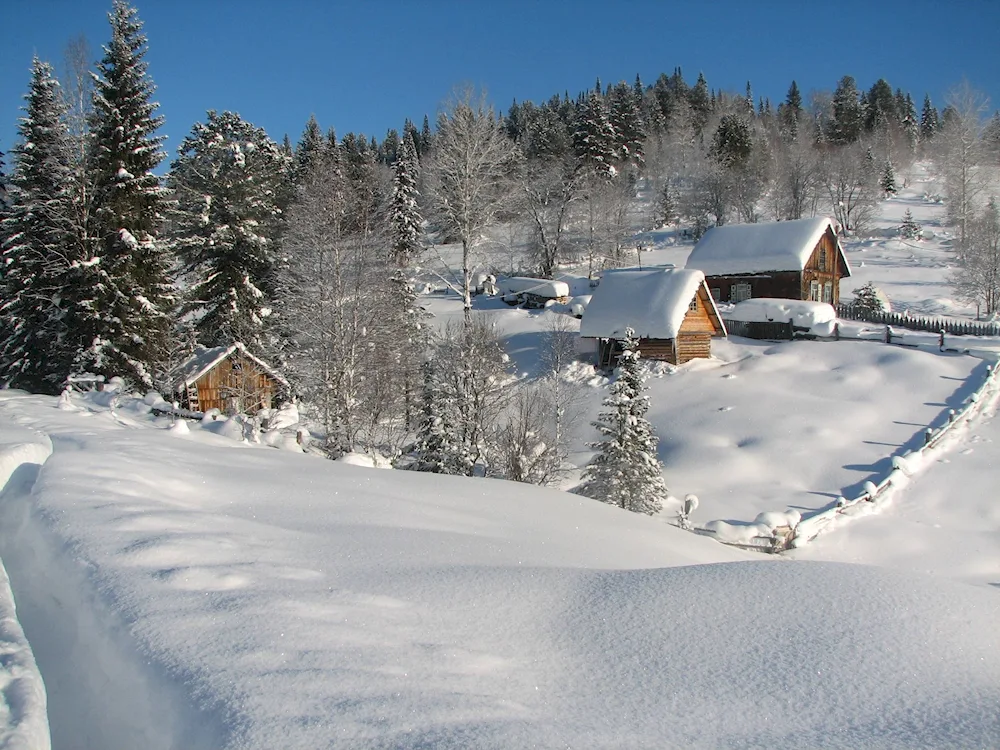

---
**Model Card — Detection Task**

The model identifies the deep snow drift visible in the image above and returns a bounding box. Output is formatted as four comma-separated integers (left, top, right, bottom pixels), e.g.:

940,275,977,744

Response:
1,391,999,749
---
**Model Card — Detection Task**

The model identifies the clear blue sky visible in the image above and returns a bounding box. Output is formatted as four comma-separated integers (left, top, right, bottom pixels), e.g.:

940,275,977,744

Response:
2,0,999,165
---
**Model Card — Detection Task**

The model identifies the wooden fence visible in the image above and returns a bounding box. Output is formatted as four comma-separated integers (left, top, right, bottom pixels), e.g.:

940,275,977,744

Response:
836,304,1000,337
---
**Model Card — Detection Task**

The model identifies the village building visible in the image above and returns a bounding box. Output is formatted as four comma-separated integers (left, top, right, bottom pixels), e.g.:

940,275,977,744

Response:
172,342,288,415
580,267,726,367
685,217,851,305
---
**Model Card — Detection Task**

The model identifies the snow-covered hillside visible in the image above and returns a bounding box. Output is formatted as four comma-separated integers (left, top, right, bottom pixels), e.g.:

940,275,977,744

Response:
1,390,999,749
2,161,1000,749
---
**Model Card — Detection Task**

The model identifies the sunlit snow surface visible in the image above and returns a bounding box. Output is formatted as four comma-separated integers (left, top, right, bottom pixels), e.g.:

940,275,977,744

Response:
1,392,999,749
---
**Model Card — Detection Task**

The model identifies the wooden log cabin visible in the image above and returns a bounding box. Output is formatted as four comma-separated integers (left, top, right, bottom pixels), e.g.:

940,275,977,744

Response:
172,342,288,415
685,217,851,305
579,268,727,367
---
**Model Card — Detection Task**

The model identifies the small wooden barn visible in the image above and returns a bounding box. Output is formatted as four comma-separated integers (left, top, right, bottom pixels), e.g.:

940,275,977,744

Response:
685,217,851,304
172,342,288,415
580,268,726,367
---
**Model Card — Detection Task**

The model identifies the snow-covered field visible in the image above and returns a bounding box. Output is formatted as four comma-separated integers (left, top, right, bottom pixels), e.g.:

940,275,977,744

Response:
1,161,1000,748
1,391,999,749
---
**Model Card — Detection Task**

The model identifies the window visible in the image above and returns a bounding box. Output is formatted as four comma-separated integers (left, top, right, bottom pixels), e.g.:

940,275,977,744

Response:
818,249,827,272
809,280,820,301
731,283,752,302
711,287,721,301
688,297,699,312
823,281,833,303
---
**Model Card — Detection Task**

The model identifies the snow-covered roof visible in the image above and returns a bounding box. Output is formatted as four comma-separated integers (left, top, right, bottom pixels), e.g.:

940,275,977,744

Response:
686,217,846,276
172,342,289,391
726,298,836,328
580,267,722,339
499,277,570,298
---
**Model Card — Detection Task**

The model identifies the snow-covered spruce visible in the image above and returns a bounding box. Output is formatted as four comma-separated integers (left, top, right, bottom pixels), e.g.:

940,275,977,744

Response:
576,328,668,514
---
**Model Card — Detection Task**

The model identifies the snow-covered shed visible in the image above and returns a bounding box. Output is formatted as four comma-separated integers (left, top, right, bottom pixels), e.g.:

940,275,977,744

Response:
580,268,726,367
725,299,838,339
499,277,571,308
172,342,289,415
685,217,850,304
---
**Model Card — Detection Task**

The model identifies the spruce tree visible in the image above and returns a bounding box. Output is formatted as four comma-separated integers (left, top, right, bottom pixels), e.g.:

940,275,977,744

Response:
852,281,885,315
294,114,324,183
880,160,897,196
920,94,939,141
576,328,668,515
167,110,289,353
0,58,78,393
780,80,803,139
687,72,711,133
573,90,617,177
608,81,645,167
828,75,863,144
388,132,422,266
899,208,921,239
82,0,172,388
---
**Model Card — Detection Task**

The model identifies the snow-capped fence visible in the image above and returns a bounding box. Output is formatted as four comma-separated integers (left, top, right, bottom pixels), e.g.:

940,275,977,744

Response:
836,304,1000,337
791,361,1000,547
691,361,1000,553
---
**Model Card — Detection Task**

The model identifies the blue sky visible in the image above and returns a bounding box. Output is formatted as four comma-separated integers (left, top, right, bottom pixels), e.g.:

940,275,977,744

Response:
2,0,999,165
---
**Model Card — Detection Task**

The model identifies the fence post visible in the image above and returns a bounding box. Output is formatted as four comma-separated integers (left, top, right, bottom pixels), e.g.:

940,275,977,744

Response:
939,329,945,350
924,428,933,445
884,325,892,344
834,322,840,341
948,409,956,424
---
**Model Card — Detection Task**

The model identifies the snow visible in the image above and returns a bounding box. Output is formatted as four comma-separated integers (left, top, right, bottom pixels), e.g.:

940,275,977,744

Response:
0,427,53,750
1,162,999,748
726,298,837,334
3,391,1000,748
497,276,569,298
686,216,847,276
579,267,716,339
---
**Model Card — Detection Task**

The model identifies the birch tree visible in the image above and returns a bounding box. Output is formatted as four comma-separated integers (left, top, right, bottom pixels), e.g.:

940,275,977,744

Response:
428,89,520,322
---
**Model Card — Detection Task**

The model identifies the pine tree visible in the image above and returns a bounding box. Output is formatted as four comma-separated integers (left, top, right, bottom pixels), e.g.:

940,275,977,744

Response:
608,81,645,167
688,72,711,133
899,208,921,240
576,329,668,515
411,359,456,473
852,281,885,315
828,75,864,144
920,94,939,141
880,160,897,196
388,132,422,266
780,80,803,139
82,1,172,388
0,58,79,393
294,114,324,182
864,78,896,132
573,90,617,177
167,110,289,354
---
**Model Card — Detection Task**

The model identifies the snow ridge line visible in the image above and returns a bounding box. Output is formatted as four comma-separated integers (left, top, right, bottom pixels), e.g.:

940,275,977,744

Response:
694,360,1000,553
0,436,54,750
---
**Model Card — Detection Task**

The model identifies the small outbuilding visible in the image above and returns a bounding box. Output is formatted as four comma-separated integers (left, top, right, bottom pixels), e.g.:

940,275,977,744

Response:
580,267,726,367
685,217,851,304
172,342,288,415
499,277,571,308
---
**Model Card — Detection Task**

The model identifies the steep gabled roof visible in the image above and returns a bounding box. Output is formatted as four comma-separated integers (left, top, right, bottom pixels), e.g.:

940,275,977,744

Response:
686,217,850,276
580,267,723,339
172,342,289,391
